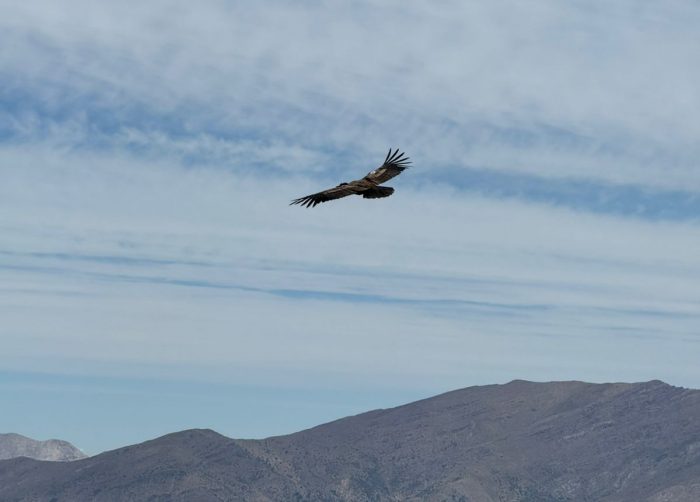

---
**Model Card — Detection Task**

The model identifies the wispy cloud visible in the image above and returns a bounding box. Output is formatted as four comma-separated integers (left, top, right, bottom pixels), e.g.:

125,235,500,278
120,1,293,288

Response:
3,1,700,191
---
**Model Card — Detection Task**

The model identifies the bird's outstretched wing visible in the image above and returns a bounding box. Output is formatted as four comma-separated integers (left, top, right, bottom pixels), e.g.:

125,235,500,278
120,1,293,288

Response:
363,148,411,184
290,183,363,208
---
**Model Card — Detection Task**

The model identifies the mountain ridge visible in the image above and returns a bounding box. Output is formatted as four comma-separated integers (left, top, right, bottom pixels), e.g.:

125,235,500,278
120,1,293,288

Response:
1,379,699,501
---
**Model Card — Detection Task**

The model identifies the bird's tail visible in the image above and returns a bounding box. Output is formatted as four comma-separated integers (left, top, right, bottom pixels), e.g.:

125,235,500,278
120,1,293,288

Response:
362,186,394,199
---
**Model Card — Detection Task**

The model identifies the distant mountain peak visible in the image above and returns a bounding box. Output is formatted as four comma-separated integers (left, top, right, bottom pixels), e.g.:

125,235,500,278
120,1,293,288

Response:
0,433,87,461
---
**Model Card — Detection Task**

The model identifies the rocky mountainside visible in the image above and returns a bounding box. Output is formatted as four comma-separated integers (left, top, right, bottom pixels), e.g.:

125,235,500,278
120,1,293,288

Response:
0,433,86,462
1,380,699,501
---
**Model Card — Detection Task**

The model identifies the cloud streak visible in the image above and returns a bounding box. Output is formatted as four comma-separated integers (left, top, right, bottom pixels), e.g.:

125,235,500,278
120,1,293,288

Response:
2,149,698,387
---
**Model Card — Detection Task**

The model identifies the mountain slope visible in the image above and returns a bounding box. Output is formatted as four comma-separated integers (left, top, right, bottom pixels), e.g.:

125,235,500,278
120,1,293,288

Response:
0,433,86,462
1,380,699,501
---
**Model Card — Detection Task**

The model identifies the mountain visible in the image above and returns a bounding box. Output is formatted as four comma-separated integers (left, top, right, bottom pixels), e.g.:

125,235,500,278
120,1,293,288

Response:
1,380,699,501
0,433,86,462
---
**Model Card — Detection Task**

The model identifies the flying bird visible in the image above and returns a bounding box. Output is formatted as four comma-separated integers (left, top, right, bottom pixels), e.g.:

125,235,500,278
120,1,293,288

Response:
291,149,411,208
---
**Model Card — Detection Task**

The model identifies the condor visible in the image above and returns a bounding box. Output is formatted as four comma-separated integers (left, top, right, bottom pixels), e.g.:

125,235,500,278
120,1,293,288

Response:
291,149,410,208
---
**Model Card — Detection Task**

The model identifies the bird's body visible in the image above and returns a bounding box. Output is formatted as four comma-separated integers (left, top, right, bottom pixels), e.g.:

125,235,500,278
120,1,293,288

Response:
291,149,410,208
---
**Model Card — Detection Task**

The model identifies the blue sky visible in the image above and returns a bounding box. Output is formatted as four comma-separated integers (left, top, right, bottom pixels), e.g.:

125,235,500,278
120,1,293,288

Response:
1,1,699,454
